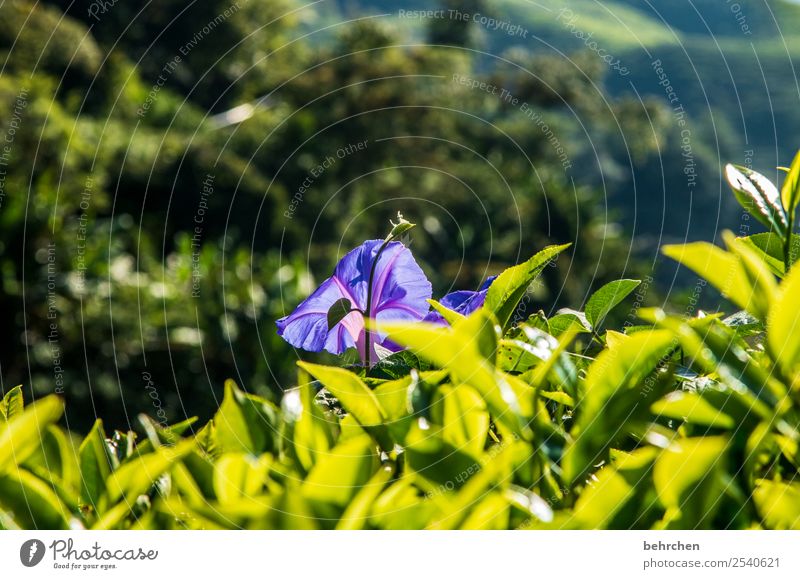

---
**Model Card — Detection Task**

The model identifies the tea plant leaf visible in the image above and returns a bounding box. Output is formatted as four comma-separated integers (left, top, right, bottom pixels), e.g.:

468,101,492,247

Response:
563,330,675,485
0,386,24,424
0,469,71,529
336,464,393,530
651,391,735,429
298,363,392,450
653,436,728,527
290,378,335,473
662,241,760,318
432,383,490,459
724,232,777,321
781,149,800,216
484,244,570,330
302,435,377,510
767,260,800,377
79,419,112,510
724,164,788,234
327,297,355,331
740,233,800,277
753,480,800,530
212,380,280,456
104,440,194,506
585,279,641,328
380,311,530,437
427,298,465,325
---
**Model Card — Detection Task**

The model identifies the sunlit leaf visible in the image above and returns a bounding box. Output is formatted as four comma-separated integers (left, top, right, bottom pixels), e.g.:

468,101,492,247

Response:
585,279,641,328
484,244,570,330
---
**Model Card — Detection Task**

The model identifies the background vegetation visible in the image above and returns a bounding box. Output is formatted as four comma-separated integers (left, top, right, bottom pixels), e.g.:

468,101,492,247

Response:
0,0,797,435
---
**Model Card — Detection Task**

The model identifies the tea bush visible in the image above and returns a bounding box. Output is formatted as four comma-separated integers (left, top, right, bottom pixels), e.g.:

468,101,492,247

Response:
1,158,799,530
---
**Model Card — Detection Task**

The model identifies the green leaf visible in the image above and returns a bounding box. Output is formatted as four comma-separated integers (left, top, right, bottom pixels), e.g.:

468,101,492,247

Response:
79,419,113,511
104,440,194,506
213,453,271,504
380,311,531,437
781,150,800,216
298,363,392,450
651,391,735,429
432,384,490,459
0,386,24,424
302,435,377,510
662,241,762,318
753,480,800,530
426,298,465,325
0,395,64,472
289,377,335,472
298,363,384,425
484,244,570,330
0,469,71,529
724,164,787,234
336,464,394,530
740,233,800,277
767,261,800,376
653,437,728,528
212,380,280,455
548,309,592,336
570,468,636,529
585,279,641,328
724,232,777,321
327,297,355,331
563,330,675,485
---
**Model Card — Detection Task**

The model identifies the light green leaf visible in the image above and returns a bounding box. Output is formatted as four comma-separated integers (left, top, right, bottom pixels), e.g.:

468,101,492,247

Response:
0,469,71,529
585,279,641,328
548,309,592,336
212,380,279,455
336,464,393,530
290,377,335,473
484,244,570,330
0,395,64,472
740,232,800,277
213,453,271,504
298,363,392,450
302,435,377,509
651,391,735,429
662,241,760,317
653,437,728,528
426,298,465,325
0,386,24,424
380,311,530,437
563,330,675,485
104,440,194,506
327,297,355,331
79,419,112,510
753,480,800,530
432,384,490,459
724,232,777,321
767,261,800,376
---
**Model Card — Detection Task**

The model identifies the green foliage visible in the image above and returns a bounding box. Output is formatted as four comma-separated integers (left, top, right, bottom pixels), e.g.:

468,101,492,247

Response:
4,197,800,529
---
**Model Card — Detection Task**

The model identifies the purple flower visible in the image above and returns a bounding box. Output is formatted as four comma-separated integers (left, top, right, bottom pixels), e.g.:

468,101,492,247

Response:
424,276,497,325
276,240,432,363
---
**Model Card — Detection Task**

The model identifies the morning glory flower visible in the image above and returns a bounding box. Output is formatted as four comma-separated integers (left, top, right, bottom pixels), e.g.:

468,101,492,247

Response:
424,276,497,325
276,238,432,364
